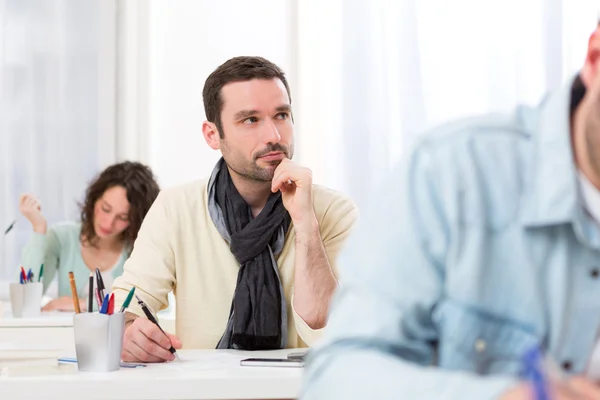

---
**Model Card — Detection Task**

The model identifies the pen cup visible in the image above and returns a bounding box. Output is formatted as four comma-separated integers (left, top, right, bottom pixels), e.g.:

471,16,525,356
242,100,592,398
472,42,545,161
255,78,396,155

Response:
9,282,43,318
73,312,125,372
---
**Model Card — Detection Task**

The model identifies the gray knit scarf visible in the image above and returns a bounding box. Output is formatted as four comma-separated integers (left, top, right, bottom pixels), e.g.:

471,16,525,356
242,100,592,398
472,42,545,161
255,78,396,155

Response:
208,158,289,350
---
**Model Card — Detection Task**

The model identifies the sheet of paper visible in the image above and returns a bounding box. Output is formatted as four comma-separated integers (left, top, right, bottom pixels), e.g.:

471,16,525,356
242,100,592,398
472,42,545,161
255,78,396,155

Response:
161,353,242,371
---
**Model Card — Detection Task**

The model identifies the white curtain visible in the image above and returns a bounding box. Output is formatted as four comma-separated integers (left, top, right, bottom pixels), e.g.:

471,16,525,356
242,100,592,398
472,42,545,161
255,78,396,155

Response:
295,0,599,211
0,0,116,295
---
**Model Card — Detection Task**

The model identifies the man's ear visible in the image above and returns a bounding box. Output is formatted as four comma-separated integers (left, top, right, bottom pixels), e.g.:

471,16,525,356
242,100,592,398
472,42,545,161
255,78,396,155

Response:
202,121,221,150
581,28,600,89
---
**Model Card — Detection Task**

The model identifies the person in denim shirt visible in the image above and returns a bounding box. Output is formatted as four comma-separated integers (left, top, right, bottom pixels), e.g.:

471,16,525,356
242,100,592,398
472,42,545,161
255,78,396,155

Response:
302,24,600,400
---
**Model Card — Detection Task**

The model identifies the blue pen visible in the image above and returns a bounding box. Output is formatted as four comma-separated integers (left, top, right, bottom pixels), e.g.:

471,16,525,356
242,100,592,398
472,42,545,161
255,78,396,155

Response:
99,294,110,314
27,269,33,283
521,345,551,400
58,357,146,368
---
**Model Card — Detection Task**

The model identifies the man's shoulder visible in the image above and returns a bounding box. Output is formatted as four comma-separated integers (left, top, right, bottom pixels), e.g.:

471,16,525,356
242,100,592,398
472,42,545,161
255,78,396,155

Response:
158,179,209,204
152,179,210,222
415,107,534,156
312,185,358,228
407,107,537,190
405,107,539,228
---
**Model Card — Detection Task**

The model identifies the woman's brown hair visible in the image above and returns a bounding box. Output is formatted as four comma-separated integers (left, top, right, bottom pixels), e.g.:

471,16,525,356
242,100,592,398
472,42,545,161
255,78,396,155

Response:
79,161,160,248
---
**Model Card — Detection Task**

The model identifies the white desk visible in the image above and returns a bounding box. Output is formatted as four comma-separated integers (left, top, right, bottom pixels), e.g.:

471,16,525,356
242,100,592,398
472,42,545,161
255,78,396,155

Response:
0,310,75,353
0,349,303,400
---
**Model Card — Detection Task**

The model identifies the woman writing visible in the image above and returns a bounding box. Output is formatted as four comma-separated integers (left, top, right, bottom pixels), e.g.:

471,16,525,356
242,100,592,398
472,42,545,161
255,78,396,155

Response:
19,161,160,311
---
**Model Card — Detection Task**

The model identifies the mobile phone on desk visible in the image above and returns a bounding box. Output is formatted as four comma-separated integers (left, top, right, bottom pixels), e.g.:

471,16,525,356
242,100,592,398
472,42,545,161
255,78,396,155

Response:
287,351,307,361
240,358,304,368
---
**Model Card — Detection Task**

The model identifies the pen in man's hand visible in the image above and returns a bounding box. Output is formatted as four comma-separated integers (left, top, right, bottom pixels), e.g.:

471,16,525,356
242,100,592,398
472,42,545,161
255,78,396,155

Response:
135,294,180,362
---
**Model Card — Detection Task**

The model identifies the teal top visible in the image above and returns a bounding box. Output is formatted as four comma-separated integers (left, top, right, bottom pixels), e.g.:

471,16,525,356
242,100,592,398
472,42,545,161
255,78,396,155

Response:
20,222,128,301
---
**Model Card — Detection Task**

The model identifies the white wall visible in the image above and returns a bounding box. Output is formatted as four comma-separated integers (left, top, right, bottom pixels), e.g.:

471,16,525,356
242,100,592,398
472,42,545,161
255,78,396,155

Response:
147,0,295,188
139,0,598,196
562,1,600,81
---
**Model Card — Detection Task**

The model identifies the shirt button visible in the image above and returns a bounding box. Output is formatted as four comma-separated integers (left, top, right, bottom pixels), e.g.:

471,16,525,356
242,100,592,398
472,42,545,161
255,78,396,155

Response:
562,360,573,371
474,339,486,353
591,269,599,279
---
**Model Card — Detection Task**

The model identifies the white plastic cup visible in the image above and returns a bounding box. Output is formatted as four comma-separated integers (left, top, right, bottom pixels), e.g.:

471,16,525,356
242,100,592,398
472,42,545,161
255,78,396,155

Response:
9,282,43,318
73,313,125,372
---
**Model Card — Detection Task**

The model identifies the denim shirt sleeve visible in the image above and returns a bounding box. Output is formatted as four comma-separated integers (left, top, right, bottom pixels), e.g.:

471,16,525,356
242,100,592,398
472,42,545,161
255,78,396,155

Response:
301,141,519,399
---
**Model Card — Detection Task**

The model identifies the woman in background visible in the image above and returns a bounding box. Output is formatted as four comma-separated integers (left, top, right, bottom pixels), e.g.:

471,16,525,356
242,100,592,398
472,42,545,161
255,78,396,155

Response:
19,161,160,311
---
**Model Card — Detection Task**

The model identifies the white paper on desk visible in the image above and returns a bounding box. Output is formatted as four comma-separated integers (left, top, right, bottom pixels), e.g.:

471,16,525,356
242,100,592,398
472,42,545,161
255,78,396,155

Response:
163,353,241,371
586,340,600,380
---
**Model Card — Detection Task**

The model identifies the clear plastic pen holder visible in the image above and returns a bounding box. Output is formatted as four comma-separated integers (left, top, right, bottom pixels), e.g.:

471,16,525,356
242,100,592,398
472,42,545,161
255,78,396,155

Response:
73,312,125,372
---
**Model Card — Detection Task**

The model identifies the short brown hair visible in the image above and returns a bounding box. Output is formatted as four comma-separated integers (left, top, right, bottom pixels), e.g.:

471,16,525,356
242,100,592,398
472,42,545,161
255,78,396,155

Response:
202,56,292,138
79,161,160,249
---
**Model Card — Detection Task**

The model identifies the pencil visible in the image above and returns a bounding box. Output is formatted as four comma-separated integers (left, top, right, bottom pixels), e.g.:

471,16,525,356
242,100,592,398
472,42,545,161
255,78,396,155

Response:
68,271,81,313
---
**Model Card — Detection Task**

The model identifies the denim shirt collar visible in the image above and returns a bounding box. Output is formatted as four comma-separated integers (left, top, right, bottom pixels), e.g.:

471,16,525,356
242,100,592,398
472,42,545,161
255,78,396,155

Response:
521,75,600,247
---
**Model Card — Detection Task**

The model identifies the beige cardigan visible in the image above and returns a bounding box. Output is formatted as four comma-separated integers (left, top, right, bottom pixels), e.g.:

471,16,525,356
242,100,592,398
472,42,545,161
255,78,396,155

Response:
112,178,358,349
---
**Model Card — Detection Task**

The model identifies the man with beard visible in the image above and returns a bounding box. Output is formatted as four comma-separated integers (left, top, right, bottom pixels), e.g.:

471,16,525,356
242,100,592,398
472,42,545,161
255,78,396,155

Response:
301,24,600,400
113,56,357,362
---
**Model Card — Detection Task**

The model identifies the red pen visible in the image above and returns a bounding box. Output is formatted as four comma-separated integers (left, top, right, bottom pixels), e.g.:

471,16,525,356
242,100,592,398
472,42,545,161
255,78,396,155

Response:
20,266,27,284
107,293,115,315
95,288,103,309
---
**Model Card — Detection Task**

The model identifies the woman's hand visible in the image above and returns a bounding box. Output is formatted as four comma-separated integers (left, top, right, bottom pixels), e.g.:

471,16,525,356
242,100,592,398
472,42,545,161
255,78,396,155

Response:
19,194,47,234
42,296,86,312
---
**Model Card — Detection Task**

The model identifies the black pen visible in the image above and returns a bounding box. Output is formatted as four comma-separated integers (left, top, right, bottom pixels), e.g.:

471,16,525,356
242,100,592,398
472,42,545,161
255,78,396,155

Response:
88,273,94,312
95,268,105,299
4,220,16,235
135,294,180,362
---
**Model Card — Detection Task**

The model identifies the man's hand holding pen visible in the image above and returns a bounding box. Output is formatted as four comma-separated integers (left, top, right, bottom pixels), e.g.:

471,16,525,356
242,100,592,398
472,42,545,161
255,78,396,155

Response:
122,316,182,363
